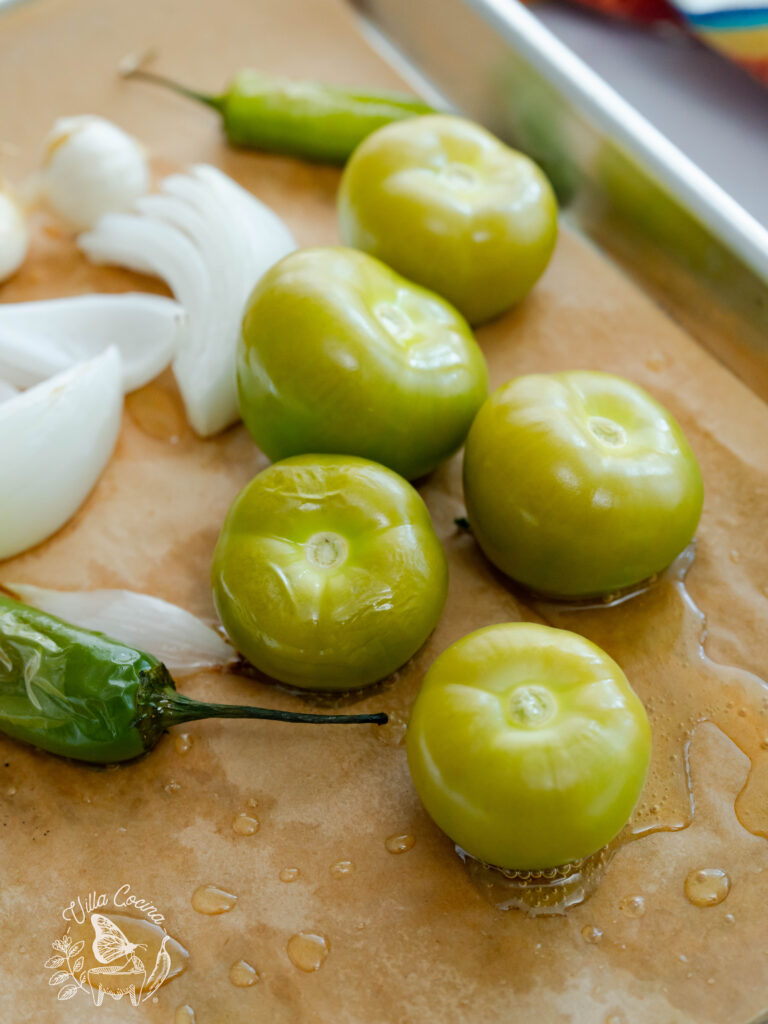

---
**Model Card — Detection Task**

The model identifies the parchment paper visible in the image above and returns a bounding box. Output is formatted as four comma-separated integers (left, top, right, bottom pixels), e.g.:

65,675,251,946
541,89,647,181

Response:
1,1,768,1021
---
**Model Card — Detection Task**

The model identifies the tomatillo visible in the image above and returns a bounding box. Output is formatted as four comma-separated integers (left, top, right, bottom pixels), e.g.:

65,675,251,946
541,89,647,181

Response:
406,622,651,870
338,114,558,324
237,247,488,481
463,371,704,598
212,455,448,691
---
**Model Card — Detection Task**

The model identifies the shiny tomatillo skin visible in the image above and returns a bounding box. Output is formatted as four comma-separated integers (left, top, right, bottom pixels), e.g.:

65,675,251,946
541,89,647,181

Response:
406,622,651,870
338,114,558,324
0,595,385,764
211,455,448,691
463,371,704,598
237,247,488,480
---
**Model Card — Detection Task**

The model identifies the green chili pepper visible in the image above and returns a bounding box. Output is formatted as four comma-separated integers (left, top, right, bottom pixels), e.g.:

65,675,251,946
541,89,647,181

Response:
121,61,433,164
0,595,386,764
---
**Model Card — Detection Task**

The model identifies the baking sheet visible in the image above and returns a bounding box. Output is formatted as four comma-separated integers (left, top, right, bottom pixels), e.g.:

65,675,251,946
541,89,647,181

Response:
1,0,768,1021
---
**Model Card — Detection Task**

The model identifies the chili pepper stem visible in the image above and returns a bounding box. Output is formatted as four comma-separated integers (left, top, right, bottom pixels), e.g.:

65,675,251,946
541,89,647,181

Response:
156,688,388,728
120,62,224,113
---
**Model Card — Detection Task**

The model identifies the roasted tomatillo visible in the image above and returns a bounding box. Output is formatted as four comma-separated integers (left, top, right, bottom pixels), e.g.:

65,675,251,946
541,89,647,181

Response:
212,455,448,691
406,622,651,870
338,114,558,325
463,371,704,598
237,247,488,480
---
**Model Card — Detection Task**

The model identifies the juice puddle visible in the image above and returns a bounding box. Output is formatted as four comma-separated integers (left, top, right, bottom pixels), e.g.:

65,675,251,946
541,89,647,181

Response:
463,546,768,915
191,885,238,915
533,547,768,842
460,843,615,916
50,913,188,1006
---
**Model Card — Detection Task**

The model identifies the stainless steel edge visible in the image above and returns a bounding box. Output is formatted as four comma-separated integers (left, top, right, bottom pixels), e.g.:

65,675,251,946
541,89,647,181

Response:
349,0,768,401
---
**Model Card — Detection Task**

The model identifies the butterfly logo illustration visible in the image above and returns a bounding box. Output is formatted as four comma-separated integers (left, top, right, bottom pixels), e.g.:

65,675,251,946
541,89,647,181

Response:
45,900,176,1006
91,914,147,967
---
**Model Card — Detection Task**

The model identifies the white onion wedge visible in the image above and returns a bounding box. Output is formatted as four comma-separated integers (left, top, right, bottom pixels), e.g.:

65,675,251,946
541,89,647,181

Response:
3,584,234,674
0,348,122,560
79,165,296,437
0,379,18,403
0,190,29,282
0,293,184,392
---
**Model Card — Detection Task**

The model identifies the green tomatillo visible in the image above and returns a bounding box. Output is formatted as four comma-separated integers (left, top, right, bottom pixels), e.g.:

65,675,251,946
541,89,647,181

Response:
211,455,448,691
237,247,488,480
338,114,558,325
406,622,651,870
463,371,704,598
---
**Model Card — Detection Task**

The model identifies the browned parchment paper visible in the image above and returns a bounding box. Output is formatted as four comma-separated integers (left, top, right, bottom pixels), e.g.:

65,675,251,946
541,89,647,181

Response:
2,1,768,1022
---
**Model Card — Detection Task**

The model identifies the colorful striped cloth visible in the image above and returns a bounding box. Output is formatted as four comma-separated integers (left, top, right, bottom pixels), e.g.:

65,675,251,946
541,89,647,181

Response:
678,0,768,82
571,0,768,84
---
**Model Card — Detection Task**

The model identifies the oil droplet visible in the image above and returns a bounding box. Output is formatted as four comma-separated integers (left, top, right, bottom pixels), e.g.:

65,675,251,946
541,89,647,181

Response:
724,913,736,925
287,932,330,972
229,960,260,987
279,867,300,883
581,924,604,944
232,813,260,836
619,894,646,918
376,709,408,746
645,352,668,372
730,549,740,563
164,780,181,794
5,785,16,796
175,1007,196,1024
684,867,731,907
246,797,259,809
330,860,354,878
191,884,238,915
174,733,192,755
605,1013,626,1024
385,833,415,854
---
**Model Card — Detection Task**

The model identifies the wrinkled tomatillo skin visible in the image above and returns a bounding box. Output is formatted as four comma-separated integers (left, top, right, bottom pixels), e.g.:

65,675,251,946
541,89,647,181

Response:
212,455,448,691
463,371,704,598
406,622,651,870
237,247,488,481
338,114,558,325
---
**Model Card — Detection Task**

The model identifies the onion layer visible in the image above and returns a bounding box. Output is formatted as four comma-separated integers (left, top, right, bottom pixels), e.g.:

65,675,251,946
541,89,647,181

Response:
3,583,234,674
0,348,122,560
0,293,184,393
79,165,296,436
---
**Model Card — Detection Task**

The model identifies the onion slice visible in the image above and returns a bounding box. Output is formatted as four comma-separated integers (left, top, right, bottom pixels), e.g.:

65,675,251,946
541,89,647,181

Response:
3,583,234,674
0,348,122,560
79,164,296,437
0,293,185,392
